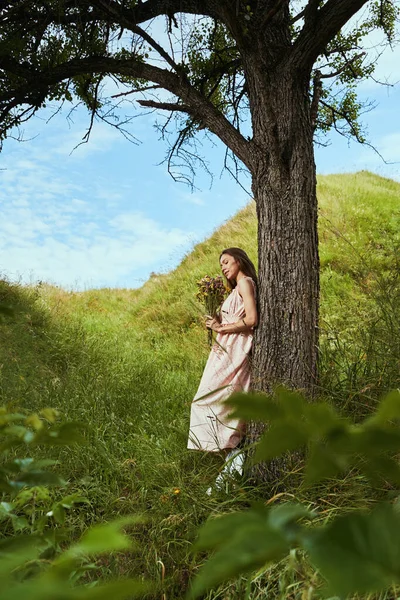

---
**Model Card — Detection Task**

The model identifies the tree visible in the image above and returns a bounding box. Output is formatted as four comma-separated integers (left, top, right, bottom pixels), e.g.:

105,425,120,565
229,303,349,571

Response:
0,1,398,450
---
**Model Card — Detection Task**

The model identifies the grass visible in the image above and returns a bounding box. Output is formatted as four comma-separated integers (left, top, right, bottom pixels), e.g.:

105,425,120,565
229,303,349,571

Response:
1,170,400,598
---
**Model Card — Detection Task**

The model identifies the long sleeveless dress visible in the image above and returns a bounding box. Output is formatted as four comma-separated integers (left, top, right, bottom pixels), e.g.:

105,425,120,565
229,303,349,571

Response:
187,277,256,452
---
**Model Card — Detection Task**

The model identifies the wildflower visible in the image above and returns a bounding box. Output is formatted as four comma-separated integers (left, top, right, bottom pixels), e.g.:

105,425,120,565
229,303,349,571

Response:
173,488,180,495
196,275,228,346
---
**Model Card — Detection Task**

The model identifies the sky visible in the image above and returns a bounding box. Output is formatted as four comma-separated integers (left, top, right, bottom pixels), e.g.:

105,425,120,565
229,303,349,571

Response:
1,18,400,291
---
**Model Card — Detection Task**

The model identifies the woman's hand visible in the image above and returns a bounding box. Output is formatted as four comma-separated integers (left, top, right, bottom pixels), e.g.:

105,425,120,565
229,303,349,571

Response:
205,316,221,332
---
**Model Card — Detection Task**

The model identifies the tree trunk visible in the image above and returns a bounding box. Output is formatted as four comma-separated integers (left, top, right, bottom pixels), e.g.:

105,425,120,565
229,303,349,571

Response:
246,69,320,484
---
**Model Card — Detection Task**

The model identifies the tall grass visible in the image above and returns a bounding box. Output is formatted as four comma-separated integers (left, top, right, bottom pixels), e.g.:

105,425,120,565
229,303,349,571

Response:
1,171,399,598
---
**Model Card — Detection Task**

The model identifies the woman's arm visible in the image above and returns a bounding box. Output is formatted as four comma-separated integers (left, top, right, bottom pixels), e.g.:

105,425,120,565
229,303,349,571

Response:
236,278,258,328
206,278,257,333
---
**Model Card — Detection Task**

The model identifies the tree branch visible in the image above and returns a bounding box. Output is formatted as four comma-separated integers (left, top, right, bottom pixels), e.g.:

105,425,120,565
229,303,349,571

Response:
1,0,220,39
131,24,181,72
137,100,191,113
100,0,218,26
95,0,181,72
292,0,370,71
319,51,366,79
111,84,161,99
290,7,306,25
319,98,365,142
0,1,101,28
0,54,253,169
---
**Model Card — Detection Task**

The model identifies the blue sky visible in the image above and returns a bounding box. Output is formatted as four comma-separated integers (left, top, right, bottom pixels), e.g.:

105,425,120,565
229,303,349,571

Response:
1,28,399,290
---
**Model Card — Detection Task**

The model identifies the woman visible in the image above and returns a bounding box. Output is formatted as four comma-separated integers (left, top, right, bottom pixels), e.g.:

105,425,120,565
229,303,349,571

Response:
187,248,258,484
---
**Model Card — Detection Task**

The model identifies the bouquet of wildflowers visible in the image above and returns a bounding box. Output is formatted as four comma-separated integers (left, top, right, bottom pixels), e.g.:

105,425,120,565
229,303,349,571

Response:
196,275,228,345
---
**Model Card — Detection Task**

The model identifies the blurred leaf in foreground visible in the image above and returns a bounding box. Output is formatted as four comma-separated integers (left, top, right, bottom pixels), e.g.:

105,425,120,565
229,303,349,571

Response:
188,503,313,598
303,503,400,596
227,389,400,486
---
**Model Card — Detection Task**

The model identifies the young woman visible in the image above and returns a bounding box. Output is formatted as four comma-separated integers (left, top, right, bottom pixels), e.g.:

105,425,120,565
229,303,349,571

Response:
187,248,258,484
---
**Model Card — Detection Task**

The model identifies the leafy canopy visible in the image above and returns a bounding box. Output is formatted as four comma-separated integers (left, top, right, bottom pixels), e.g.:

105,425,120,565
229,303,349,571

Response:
0,1,398,177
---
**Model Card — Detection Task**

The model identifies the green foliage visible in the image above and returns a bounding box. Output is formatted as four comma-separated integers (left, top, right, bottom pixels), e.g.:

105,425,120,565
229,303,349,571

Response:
312,1,399,140
190,391,400,598
0,406,85,493
189,504,313,598
0,519,149,600
190,499,400,598
305,503,400,597
187,19,240,114
229,389,400,486
318,86,366,141
0,405,150,599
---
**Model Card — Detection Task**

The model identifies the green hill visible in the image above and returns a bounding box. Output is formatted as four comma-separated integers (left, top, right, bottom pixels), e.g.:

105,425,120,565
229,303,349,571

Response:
1,171,399,599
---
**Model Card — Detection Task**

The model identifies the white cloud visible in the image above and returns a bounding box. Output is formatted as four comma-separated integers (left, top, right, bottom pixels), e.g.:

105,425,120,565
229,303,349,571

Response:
0,141,192,289
1,221,190,290
51,120,124,159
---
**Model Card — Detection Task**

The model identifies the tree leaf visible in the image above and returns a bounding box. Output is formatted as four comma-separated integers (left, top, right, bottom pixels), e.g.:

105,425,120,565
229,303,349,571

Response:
189,518,289,598
41,517,144,583
267,503,314,531
28,459,59,470
304,503,400,596
366,391,400,425
3,458,34,472
14,471,66,488
195,511,265,551
0,412,27,425
346,426,400,455
226,392,284,422
52,504,66,525
189,504,312,598
11,516,29,532
58,494,89,509
35,423,87,446
304,443,347,485
254,422,309,462
361,455,400,486
25,414,44,431
304,402,346,437
0,535,42,577
3,425,30,439
65,516,144,557
0,501,14,515
0,578,150,600
39,408,59,423
275,387,306,419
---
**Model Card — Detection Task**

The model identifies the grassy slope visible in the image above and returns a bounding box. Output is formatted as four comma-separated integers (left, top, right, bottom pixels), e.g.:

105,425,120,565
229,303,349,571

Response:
1,171,399,599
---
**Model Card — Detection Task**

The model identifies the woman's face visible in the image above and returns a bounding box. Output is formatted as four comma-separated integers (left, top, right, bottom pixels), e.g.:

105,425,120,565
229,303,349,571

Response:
220,253,240,281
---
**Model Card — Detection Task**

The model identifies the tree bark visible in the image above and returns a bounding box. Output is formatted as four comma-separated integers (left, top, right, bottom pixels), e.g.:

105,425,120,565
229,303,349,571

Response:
252,99,319,392
246,64,320,484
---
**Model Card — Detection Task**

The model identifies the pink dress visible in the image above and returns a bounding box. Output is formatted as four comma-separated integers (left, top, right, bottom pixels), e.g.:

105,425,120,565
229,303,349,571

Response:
187,277,256,452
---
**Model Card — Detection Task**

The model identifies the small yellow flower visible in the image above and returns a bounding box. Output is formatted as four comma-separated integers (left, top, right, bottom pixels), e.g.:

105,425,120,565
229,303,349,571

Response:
25,414,43,431
173,488,180,495
40,407,59,423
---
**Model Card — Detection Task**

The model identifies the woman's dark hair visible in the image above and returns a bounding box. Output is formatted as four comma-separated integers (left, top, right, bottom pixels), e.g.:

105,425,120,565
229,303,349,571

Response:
219,247,258,291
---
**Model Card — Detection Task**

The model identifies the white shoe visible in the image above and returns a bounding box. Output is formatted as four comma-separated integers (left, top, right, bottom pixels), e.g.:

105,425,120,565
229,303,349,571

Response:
206,472,226,495
223,448,244,477
206,449,244,495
